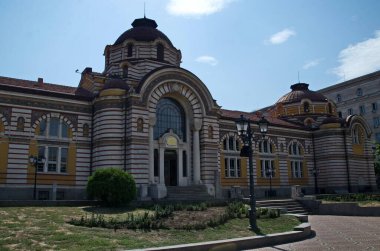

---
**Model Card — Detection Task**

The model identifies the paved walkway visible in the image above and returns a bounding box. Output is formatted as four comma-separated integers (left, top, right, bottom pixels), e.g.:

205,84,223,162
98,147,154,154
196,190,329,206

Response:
253,215,380,250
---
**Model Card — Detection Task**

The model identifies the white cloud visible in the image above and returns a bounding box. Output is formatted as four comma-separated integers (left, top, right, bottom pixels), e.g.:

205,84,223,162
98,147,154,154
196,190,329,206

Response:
195,55,218,66
333,30,380,81
268,28,296,44
303,58,323,70
166,0,233,17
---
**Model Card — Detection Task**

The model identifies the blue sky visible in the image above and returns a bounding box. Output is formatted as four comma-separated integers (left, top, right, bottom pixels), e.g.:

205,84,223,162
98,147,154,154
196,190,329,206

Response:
1,0,380,111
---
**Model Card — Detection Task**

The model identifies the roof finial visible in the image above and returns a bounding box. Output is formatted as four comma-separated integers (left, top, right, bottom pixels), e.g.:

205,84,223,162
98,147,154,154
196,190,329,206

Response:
144,2,146,18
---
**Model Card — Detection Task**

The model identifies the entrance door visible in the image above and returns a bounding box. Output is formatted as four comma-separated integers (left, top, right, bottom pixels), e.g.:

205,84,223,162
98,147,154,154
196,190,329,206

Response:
164,150,177,186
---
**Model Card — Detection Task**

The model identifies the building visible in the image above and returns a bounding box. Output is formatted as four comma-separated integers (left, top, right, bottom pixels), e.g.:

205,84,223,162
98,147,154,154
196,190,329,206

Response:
0,17,377,200
319,71,380,143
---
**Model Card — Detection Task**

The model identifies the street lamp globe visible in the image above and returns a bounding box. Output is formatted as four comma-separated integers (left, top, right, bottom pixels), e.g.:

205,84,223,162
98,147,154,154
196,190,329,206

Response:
236,115,249,136
258,116,269,135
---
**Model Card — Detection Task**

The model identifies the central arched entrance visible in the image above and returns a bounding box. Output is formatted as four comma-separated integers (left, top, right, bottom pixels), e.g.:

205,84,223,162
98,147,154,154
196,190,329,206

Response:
164,149,177,186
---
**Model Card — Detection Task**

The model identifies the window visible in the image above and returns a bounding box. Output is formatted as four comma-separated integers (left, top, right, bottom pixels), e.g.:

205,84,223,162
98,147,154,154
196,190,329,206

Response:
157,43,164,60
359,105,366,115
372,103,378,113
289,142,302,155
38,117,69,138
228,137,234,151
260,159,275,178
291,161,303,178
224,157,241,178
338,111,342,118
348,108,353,115
223,138,227,150
16,117,25,131
376,133,380,143
154,98,186,141
259,140,273,153
373,117,380,128
352,126,361,144
356,88,363,96
127,43,133,57
37,146,68,173
336,94,342,102
303,102,310,113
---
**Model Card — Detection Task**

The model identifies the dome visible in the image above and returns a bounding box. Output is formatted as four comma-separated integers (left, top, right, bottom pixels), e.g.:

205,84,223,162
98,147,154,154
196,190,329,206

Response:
276,83,327,104
114,17,173,47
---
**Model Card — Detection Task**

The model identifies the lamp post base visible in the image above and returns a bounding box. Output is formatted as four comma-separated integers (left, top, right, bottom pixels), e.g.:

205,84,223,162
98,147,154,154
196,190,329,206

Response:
248,208,259,231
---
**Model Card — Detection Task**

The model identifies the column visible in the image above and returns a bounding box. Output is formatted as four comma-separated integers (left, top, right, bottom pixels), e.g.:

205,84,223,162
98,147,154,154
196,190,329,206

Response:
148,116,156,183
159,147,165,184
193,119,202,184
178,149,183,186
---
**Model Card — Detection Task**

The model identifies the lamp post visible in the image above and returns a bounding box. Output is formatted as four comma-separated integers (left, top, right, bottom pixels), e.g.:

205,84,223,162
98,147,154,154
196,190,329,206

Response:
29,155,46,200
312,168,319,194
236,115,269,231
266,167,274,198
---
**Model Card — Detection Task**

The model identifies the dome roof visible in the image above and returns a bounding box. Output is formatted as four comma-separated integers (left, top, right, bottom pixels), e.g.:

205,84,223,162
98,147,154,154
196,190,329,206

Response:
114,17,173,47
276,83,327,104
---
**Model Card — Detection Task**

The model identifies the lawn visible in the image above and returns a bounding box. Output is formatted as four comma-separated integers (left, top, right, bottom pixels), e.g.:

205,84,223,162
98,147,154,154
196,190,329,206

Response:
0,206,300,251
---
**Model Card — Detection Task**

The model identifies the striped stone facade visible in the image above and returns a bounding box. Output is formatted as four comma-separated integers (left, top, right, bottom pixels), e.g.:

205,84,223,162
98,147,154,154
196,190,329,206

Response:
0,17,377,200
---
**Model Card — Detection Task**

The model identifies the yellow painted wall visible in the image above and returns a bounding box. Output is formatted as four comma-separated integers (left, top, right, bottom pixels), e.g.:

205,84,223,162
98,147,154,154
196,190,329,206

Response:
287,160,309,185
314,105,326,113
286,106,299,116
220,153,248,187
0,136,9,184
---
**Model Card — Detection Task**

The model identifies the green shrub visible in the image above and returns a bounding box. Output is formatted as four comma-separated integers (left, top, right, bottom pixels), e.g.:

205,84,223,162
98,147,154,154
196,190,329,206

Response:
87,168,136,206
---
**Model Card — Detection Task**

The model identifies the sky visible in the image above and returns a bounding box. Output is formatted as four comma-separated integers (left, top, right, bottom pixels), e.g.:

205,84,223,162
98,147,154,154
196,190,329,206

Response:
0,0,380,112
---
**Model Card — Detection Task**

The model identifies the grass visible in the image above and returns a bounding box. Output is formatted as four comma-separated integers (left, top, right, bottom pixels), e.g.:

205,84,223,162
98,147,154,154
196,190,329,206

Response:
0,206,300,251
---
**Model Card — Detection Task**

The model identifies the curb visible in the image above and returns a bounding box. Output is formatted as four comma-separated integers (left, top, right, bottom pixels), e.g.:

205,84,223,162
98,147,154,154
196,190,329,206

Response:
129,214,311,251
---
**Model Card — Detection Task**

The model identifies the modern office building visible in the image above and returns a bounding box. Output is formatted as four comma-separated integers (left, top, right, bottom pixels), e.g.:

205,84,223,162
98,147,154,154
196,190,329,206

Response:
319,71,380,143
0,17,376,200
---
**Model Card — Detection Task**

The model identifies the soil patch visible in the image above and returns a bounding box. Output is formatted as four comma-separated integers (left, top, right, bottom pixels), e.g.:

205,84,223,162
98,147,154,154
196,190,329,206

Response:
162,207,226,228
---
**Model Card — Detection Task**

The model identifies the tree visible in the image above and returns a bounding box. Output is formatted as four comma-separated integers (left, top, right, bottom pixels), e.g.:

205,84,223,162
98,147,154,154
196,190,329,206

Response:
87,168,136,206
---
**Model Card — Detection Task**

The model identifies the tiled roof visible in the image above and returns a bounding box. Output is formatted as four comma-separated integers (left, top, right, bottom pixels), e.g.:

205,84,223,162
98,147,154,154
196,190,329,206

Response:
220,109,303,129
0,76,77,95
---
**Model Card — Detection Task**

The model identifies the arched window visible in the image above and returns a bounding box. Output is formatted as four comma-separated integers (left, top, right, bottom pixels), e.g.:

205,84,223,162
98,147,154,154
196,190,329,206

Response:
222,135,242,178
303,102,310,113
137,118,144,132
37,116,70,174
127,43,133,57
157,43,164,60
259,140,273,153
154,98,186,141
83,123,89,137
17,117,25,131
38,117,69,138
289,141,303,178
352,125,362,144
